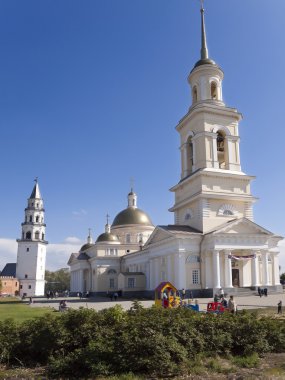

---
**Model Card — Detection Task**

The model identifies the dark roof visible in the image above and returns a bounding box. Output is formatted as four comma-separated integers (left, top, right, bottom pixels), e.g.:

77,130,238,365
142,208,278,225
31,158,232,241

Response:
80,243,94,252
159,225,202,234
77,252,90,260
1,263,16,277
112,207,153,227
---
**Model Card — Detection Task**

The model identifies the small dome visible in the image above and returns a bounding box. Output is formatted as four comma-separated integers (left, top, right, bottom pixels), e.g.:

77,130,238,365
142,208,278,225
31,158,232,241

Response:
112,207,153,227
96,232,119,243
80,243,93,252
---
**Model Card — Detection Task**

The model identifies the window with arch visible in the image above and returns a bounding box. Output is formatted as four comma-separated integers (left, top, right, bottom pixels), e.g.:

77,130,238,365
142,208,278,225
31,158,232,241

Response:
192,85,198,103
42,233,45,240
137,233,143,243
217,131,226,168
29,215,32,222
107,269,117,275
186,136,194,174
36,215,39,223
217,204,237,217
35,231,40,240
26,231,31,239
211,82,217,100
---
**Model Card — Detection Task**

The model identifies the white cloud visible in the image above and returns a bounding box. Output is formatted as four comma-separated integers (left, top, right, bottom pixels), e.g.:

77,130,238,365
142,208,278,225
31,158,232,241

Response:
64,236,82,245
46,242,81,271
0,237,81,273
0,238,17,271
72,209,87,217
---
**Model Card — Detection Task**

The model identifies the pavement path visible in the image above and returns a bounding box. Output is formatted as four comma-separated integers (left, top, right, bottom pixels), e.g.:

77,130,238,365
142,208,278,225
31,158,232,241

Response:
29,291,285,313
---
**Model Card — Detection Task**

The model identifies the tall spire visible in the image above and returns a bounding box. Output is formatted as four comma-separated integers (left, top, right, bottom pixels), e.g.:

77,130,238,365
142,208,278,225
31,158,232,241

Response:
192,1,216,70
200,1,209,60
29,178,42,199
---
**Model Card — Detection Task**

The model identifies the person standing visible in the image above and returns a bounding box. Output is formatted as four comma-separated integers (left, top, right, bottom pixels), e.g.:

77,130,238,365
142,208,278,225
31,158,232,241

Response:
181,288,186,300
278,300,282,314
228,295,237,314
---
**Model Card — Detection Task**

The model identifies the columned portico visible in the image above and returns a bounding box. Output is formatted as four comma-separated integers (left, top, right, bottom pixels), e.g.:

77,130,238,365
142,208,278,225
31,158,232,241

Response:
262,251,270,286
251,252,259,287
174,252,186,290
212,250,221,289
224,250,233,288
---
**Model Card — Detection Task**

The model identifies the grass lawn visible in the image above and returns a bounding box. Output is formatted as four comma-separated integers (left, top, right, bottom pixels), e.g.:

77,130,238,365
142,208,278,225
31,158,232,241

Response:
0,298,54,322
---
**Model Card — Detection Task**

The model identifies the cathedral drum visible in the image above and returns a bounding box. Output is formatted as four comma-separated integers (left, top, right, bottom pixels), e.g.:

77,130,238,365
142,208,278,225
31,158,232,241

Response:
155,281,181,309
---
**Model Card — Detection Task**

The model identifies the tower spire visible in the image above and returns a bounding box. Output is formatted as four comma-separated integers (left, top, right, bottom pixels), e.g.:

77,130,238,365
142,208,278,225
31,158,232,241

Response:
200,0,209,60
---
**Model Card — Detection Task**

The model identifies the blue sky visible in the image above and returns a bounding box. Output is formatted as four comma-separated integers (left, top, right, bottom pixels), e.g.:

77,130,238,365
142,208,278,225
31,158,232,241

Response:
0,0,285,271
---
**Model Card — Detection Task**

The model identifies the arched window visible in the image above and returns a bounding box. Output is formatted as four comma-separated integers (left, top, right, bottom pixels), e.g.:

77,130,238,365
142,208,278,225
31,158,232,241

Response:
35,231,40,239
42,233,45,240
218,204,237,217
26,231,31,239
217,131,225,168
186,136,194,174
192,86,198,103
211,82,217,100
223,209,233,216
36,216,39,223
107,269,117,275
29,215,32,222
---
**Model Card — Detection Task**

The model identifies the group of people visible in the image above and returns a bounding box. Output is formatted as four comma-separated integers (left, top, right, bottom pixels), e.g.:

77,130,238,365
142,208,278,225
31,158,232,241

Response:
257,287,268,297
213,289,237,314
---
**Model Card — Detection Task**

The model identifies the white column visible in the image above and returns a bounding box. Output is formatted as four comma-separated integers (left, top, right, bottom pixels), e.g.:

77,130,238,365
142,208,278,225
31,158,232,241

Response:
262,251,269,286
205,253,211,288
154,258,160,287
182,144,188,178
212,136,219,169
79,269,84,292
212,250,221,289
251,252,259,287
149,259,155,290
224,251,233,288
271,252,281,286
174,253,186,290
167,255,172,283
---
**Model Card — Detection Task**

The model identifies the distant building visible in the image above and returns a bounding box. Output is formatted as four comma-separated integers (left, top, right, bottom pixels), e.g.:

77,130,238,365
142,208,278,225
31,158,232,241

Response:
68,5,283,296
0,263,19,295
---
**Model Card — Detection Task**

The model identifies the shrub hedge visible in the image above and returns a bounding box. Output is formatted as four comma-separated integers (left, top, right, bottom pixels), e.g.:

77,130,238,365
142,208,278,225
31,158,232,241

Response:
0,304,284,378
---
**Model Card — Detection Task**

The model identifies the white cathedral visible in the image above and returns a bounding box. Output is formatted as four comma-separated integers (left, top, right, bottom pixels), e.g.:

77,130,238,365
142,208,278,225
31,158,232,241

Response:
68,6,283,297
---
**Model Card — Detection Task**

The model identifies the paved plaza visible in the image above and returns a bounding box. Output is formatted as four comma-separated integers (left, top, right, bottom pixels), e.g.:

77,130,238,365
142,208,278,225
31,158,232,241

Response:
29,291,285,313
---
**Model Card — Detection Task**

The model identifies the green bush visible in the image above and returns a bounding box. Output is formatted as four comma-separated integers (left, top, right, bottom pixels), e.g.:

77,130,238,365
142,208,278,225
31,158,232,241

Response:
0,304,285,377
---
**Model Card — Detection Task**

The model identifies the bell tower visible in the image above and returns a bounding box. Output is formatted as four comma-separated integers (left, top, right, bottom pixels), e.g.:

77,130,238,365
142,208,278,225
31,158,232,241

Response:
16,179,48,297
169,4,256,233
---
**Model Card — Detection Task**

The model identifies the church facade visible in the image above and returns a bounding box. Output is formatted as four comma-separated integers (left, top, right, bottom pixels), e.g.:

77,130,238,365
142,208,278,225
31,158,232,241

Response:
68,6,282,296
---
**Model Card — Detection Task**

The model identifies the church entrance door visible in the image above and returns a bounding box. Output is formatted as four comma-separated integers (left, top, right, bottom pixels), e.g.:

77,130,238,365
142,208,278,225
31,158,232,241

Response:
232,269,240,287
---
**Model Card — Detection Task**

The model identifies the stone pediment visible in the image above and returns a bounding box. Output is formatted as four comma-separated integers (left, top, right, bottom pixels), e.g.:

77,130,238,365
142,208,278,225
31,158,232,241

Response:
144,227,172,247
145,225,201,247
209,218,273,236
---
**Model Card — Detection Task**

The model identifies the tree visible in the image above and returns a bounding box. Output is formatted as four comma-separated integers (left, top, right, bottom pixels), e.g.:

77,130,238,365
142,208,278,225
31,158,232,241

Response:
45,268,70,293
280,272,285,285
0,278,2,292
